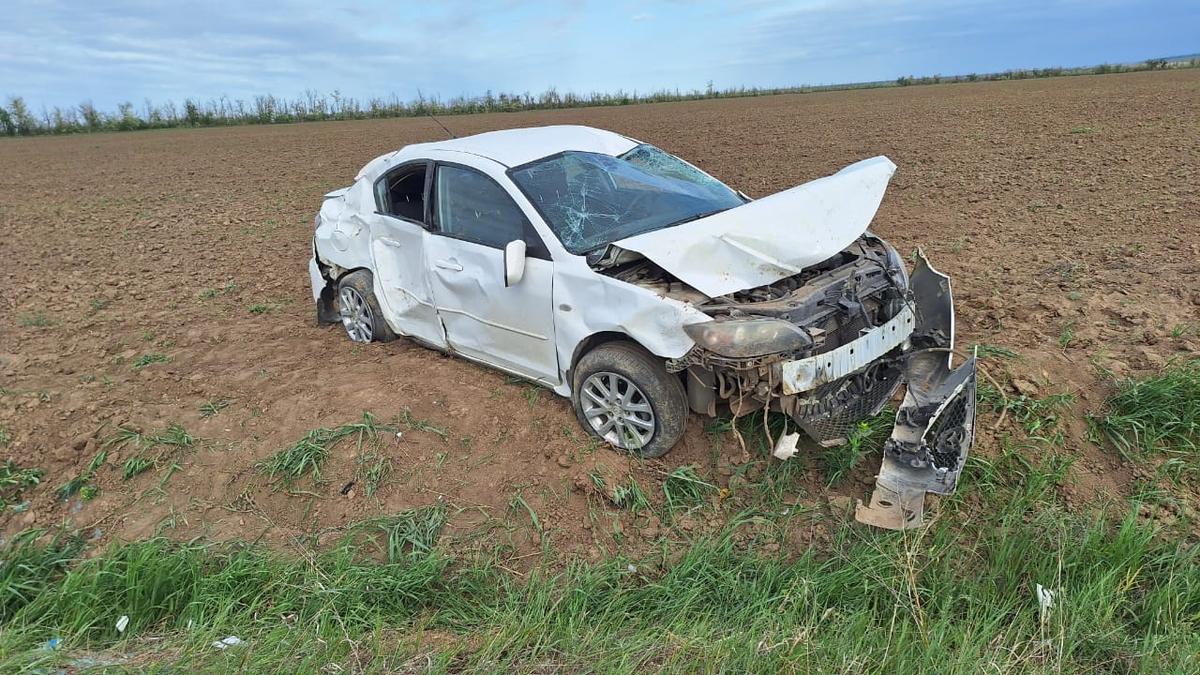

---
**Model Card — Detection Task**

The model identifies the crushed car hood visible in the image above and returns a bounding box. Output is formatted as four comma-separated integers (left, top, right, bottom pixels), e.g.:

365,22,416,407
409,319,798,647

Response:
612,156,897,298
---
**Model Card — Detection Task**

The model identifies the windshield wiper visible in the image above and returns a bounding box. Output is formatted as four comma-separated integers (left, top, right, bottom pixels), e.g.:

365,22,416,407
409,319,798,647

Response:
661,207,730,229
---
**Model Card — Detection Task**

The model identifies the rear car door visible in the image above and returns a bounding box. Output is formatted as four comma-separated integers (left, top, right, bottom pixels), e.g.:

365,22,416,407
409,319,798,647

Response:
425,162,558,384
367,160,447,349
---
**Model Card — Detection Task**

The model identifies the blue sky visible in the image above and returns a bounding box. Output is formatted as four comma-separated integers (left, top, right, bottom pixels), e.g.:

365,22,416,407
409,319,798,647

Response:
3,0,1197,112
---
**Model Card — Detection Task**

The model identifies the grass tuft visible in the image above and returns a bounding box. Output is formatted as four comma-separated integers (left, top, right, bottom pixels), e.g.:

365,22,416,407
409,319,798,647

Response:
1094,360,1199,458
261,412,393,484
353,504,449,562
662,465,716,510
0,460,42,503
132,353,169,369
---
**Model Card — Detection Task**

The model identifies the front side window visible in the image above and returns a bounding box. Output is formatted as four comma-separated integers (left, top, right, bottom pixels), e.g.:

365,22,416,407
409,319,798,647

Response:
374,163,428,223
509,144,744,254
433,164,531,249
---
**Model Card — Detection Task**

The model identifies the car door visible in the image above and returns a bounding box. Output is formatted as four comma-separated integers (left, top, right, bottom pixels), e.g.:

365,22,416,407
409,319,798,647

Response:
425,162,558,384
366,160,448,349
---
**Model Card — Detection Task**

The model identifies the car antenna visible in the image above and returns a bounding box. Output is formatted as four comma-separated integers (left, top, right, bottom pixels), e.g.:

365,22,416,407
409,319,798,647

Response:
427,111,457,139
416,88,456,139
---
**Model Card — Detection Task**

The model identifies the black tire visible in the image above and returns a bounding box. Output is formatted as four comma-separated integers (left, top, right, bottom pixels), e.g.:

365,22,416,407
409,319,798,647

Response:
572,341,687,459
336,270,396,343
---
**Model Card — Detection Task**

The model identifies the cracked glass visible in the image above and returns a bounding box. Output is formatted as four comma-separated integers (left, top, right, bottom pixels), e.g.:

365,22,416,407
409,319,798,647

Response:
510,144,743,254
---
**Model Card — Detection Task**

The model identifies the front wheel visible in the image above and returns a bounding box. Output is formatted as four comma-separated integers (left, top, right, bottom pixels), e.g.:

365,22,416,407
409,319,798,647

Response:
572,342,687,458
336,270,395,343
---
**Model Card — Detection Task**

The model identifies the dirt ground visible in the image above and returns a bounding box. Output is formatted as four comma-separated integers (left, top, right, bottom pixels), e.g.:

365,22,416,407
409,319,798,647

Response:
2,70,1198,563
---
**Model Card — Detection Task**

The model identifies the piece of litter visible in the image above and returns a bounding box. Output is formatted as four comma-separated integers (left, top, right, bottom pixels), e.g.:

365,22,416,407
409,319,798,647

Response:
116,615,129,633
42,637,62,651
626,564,637,574
395,431,404,440
212,636,244,650
772,432,801,460
1036,584,1058,623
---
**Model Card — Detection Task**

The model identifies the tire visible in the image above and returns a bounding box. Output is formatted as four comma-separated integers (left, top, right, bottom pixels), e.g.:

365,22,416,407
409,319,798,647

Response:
572,341,687,459
336,270,396,343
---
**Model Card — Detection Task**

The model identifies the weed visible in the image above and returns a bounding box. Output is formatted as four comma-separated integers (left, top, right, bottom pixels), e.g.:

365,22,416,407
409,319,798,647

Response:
399,408,448,439
508,494,543,535
662,465,716,510
121,456,154,480
973,344,1018,360
132,353,169,369
360,455,392,497
1070,125,1094,134
1093,360,1199,457
354,504,448,561
0,460,42,503
980,383,1075,444
592,471,650,513
89,298,110,311
0,425,9,447
248,303,273,314
261,412,393,484
18,312,51,327
199,281,238,299
819,407,894,485
156,424,195,448
1058,321,1076,349
80,485,99,501
521,385,541,409
199,398,231,418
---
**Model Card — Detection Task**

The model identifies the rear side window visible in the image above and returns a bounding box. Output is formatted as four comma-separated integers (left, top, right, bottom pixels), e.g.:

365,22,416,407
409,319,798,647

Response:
433,164,534,251
375,163,427,223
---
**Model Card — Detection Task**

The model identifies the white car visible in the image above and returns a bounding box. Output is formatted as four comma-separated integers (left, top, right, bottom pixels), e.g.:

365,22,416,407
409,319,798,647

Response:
308,125,976,529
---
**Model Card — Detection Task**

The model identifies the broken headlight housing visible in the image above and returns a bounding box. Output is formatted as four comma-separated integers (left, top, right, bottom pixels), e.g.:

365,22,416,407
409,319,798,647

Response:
684,318,812,358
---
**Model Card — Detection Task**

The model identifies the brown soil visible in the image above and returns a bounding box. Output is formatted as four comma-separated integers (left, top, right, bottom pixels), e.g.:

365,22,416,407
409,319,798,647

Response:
2,70,1198,561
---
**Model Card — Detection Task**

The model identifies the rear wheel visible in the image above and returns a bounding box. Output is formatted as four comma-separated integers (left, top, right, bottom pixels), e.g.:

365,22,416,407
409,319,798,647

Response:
572,342,687,458
336,270,395,343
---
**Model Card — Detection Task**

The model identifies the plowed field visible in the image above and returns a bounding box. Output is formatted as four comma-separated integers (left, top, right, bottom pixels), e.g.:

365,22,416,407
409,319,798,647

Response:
2,69,1198,562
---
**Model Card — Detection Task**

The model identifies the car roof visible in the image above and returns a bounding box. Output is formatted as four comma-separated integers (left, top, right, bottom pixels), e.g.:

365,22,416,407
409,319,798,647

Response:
403,125,640,168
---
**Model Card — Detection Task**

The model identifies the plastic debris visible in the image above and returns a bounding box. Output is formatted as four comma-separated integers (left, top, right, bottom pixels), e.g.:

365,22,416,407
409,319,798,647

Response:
212,636,244,650
42,637,62,651
1036,584,1058,623
772,432,801,460
116,615,129,633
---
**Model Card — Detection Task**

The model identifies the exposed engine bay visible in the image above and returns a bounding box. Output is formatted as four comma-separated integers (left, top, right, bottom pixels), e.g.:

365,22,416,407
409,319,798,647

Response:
600,233,977,530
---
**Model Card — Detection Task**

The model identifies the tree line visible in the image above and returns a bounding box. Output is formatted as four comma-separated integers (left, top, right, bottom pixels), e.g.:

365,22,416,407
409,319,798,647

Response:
2,59,1194,137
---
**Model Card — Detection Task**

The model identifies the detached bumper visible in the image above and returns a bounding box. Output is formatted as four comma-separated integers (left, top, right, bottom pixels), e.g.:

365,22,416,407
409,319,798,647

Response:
855,252,977,530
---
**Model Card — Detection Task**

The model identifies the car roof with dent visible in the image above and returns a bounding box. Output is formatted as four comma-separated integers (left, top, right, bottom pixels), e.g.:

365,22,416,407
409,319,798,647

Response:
397,125,640,168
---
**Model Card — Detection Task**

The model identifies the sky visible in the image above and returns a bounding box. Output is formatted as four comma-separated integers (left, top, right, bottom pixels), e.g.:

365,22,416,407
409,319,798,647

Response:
2,0,1197,113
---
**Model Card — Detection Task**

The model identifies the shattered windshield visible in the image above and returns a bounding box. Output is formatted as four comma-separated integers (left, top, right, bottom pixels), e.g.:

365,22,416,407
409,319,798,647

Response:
509,144,744,254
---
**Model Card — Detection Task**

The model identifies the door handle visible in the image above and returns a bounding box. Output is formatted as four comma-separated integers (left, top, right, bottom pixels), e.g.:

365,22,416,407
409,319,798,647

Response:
435,259,463,272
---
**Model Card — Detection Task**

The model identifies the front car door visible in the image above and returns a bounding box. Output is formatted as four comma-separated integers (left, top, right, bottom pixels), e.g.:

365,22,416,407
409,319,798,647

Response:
366,160,447,349
424,161,558,384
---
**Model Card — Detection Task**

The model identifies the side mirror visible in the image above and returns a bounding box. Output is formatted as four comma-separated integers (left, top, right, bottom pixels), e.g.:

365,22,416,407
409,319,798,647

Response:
504,239,526,287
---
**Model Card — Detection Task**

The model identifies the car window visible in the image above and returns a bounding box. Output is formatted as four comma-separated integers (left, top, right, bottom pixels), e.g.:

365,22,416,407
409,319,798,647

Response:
374,163,428,223
433,164,532,250
509,144,744,255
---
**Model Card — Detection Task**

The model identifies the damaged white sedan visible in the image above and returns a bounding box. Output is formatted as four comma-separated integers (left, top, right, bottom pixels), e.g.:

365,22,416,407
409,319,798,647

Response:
308,125,976,529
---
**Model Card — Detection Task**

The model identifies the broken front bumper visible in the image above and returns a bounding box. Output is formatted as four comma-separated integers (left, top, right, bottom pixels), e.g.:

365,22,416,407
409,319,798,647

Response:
854,252,977,530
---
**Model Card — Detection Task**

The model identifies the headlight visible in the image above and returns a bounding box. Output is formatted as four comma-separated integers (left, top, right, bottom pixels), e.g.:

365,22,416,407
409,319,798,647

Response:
883,242,910,292
683,318,812,358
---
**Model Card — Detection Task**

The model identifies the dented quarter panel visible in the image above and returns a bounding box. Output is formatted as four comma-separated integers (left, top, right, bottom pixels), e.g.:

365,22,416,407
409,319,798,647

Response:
549,254,708,396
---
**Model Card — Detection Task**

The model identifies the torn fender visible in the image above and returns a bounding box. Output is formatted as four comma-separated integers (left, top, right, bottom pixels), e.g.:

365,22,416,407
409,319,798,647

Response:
613,156,897,298
856,252,977,530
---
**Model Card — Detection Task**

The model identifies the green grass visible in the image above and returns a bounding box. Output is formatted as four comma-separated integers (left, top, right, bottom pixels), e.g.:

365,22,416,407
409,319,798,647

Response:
18,312,52,327
2,497,1199,672
132,353,170,369
121,456,154,481
0,424,9,447
1093,360,1199,458
260,413,393,484
662,465,716,511
0,460,42,503
199,398,231,418
980,383,1075,445
973,343,1019,360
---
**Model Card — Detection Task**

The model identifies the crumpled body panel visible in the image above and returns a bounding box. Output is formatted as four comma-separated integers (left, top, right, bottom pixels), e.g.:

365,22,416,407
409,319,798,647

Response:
613,156,897,298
